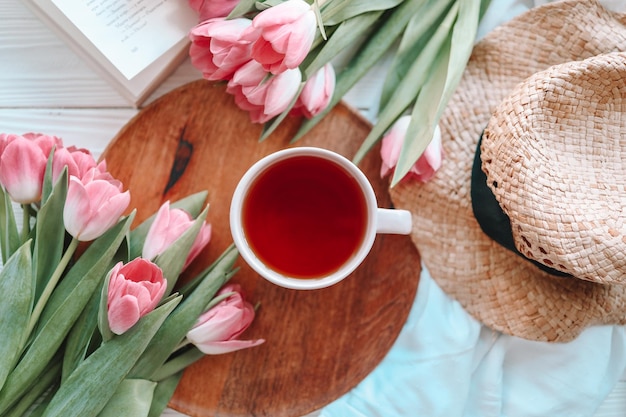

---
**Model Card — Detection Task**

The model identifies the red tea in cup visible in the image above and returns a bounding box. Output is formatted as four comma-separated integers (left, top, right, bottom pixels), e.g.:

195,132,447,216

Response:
242,155,368,279
230,147,412,290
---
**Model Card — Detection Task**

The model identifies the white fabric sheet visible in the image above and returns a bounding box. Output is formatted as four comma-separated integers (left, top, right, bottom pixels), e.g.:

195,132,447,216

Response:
321,268,626,417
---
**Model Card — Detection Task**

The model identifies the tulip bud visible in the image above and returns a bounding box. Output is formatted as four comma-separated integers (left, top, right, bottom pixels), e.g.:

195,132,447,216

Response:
227,60,302,123
189,18,253,82
186,284,265,354
380,116,444,183
63,168,131,241
107,258,167,335
142,201,212,269
242,0,317,74
292,63,336,119
51,145,101,186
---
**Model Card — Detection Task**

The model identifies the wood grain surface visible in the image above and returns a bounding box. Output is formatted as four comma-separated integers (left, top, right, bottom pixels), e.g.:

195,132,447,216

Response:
101,80,421,417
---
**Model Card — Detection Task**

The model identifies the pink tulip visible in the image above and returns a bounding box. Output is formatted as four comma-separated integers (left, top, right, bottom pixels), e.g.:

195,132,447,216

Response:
226,60,302,123
291,63,335,118
189,18,253,81
20,132,64,157
51,145,100,184
186,284,264,355
188,0,239,21
63,167,131,241
107,258,167,335
242,0,317,74
380,116,444,182
0,134,52,203
142,201,212,269
0,133,18,156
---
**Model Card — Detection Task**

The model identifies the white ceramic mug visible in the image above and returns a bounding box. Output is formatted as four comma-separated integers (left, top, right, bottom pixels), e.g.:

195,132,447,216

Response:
230,147,412,290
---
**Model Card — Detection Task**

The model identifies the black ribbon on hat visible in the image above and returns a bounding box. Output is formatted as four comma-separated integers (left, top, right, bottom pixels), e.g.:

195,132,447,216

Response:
470,132,571,278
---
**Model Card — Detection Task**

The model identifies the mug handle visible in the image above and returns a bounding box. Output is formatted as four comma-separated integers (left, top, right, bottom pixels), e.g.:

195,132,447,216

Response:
376,208,412,235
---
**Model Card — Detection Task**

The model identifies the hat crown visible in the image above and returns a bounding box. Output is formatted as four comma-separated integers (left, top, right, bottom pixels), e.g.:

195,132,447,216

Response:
481,52,626,284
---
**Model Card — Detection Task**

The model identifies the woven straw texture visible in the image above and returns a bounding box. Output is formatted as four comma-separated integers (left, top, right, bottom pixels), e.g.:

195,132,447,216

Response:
390,0,626,342
482,53,626,284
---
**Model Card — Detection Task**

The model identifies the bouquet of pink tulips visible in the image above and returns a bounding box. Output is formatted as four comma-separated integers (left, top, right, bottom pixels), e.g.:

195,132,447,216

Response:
187,0,490,185
0,133,264,417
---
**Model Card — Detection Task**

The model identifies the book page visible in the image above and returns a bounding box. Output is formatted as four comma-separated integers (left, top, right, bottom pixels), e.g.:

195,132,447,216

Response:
50,0,197,80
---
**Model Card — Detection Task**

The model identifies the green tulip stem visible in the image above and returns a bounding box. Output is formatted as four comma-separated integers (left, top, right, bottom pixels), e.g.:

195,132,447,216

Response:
20,204,30,243
26,237,79,337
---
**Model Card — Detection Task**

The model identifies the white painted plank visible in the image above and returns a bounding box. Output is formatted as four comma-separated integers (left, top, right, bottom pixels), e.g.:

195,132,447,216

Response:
0,108,134,159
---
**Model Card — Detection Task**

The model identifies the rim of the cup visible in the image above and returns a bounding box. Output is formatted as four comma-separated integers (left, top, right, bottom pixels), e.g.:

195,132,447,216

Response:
229,147,378,290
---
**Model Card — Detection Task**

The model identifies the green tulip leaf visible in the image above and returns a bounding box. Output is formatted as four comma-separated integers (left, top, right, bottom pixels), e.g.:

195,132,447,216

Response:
379,0,454,109
147,372,184,417
41,296,180,417
303,10,384,79
176,243,238,296
293,0,427,142
0,241,34,391
479,0,492,20
393,43,451,185
97,379,157,417
2,359,61,417
0,187,20,264
227,0,257,18
151,346,205,382
96,268,114,344
62,284,103,381
0,214,134,415
352,0,459,165
33,169,67,302
40,147,57,204
392,0,480,185
320,0,403,26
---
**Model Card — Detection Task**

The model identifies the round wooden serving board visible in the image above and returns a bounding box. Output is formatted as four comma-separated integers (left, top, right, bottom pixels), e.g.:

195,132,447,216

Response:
101,80,421,417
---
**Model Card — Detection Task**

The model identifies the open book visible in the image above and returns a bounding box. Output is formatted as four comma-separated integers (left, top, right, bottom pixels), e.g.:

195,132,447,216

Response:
23,0,199,107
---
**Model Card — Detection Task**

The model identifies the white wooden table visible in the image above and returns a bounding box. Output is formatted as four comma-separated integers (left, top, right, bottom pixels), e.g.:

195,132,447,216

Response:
1,0,625,416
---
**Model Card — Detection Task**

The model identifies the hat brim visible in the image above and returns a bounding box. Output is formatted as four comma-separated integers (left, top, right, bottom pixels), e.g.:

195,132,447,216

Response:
390,0,626,342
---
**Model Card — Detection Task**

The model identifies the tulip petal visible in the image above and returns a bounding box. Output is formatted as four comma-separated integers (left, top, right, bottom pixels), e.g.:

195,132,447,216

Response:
143,202,172,260
252,0,311,27
142,202,208,267
193,338,265,355
187,305,245,343
264,69,301,116
108,295,141,335
78,190,130,242
63,177,92,238
184,223,211,269
247,0,316,73
228,303,257,339
380,115,411,178
189,18,253,81
51,147,80,183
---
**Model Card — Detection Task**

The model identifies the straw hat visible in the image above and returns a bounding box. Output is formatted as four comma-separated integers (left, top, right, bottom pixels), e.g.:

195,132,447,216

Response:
390,0,626,342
